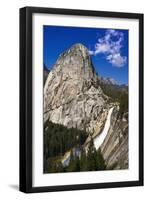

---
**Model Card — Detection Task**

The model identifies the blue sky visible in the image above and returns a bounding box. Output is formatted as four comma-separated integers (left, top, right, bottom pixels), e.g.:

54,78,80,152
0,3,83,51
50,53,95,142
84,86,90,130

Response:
43,26,128,85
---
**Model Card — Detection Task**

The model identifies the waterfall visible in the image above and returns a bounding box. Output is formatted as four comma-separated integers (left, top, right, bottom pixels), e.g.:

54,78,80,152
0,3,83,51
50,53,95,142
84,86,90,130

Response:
62,107,114,167
94,107,114,150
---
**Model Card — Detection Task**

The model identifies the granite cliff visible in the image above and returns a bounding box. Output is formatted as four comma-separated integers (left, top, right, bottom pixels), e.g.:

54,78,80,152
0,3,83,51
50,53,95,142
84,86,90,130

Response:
44,43,109,133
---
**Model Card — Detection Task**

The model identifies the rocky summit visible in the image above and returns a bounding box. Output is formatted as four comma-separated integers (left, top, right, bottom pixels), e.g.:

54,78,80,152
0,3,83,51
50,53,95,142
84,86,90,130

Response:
44,43,108,133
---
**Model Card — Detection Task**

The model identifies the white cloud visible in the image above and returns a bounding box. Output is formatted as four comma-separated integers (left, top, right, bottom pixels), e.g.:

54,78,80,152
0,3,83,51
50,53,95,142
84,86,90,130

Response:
95,43,110,54
107,53,127,67
88,50,95,55
89,29,127,67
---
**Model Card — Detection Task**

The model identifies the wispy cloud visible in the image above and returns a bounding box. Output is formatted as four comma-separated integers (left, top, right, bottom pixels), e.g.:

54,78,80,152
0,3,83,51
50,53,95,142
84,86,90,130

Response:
89,29,127,67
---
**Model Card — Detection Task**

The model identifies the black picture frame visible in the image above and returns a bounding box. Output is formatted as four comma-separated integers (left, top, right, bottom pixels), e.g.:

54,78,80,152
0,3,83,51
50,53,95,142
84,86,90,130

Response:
19,6,144,193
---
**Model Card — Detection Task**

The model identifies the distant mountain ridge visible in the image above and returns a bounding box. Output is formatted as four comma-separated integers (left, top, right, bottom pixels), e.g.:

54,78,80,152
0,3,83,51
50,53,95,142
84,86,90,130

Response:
99,77,118,85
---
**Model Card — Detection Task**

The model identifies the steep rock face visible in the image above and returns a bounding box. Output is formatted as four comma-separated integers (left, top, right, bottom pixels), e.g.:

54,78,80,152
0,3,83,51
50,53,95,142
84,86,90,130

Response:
43,64,49,85
100,107,128,169
44,43,108,133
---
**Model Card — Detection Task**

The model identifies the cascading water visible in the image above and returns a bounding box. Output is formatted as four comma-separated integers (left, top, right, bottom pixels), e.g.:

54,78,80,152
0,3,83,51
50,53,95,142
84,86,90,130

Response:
94,107,114,150
62,107,114,167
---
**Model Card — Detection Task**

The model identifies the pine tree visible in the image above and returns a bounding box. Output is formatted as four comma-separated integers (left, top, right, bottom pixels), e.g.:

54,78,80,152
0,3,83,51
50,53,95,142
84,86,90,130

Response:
87,139,97,171
96,148,106,170
80,149,87,171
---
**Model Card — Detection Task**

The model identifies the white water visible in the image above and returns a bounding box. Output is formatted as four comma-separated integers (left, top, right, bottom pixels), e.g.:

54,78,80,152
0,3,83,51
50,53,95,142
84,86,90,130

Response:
62,107,114,167
94,107,114,150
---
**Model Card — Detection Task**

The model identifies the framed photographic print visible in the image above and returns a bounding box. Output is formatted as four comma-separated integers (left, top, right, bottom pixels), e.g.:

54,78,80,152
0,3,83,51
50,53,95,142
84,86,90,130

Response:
19,7,144,193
